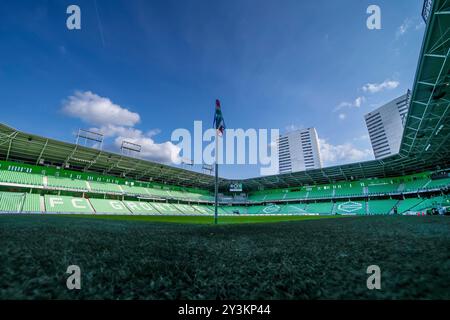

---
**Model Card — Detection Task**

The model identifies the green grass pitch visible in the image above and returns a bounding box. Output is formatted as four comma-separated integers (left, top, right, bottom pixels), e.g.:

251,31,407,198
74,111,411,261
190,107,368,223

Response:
0,214,449,299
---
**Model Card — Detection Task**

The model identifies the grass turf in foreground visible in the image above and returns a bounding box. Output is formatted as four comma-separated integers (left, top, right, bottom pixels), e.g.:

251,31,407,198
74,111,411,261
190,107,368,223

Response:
46,213,342,224
0,215,449,299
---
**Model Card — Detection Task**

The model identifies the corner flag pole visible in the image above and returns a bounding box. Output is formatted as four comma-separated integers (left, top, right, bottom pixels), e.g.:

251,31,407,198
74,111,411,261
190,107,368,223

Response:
214,128,219,225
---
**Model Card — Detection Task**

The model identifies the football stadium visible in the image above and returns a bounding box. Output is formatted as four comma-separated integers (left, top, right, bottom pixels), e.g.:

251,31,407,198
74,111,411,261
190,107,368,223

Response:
0,0,449,301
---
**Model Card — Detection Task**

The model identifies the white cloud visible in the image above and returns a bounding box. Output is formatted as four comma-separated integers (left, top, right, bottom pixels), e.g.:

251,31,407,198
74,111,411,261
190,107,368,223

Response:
335,96,365,111
353,134,370,142
338,113,346,120
62,91,181,164
319,138,373,166
362,80,399,93
62,91,140,127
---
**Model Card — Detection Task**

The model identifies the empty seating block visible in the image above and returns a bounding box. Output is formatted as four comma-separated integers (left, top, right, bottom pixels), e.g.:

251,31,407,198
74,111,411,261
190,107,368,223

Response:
47,176,88,191
88,181,123,194
307,186,333,199
284,190,308,200
402,178,429,192
368,200,398,214
248,193,267,202
22,193,41,212
192,205,214,214
150,202,181,214
44,195,93,213
334,183,364,197
426,178,450,190
173,204,199,214
335,201,366,215
146,188,170,198
220,206,248,214
123,201,159,214
397,198,424,213
0,170,43,186
411,196,445,212
367,182,399,194
89,198,131,214
247,204,282,214
121,185,150,196
305,202,333,214
284,204,308,214
0,192,24,212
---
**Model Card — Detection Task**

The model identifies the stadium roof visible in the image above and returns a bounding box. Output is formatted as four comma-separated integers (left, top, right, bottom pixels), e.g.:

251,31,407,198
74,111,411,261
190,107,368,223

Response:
0,0,449,192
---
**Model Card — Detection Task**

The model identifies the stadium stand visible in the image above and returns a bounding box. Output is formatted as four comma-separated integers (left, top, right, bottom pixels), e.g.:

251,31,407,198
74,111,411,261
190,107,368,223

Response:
88,181,123,194
367,199,398,215
367,182,400,195
402,178,430,193
0,170,43,186
123,201,160,214
334,183,365,198
22,193,41,213
306,186,333,199
334,201,366,215
44,195,93,214
47,176,88,191
305,202,333,214
283,203,308,214
192,205,214,214
0,192,24,212
396,197,424,214
150,202,181,214
89,198,131,214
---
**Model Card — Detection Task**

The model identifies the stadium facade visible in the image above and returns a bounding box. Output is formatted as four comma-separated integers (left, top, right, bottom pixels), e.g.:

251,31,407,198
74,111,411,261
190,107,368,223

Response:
364,90,411,159
0,0,449,216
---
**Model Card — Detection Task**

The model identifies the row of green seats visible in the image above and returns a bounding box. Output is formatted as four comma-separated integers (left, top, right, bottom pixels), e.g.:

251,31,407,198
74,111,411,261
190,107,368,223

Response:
0,170,43,186
47,176,88,191
368,199,398,214
0,192,24,212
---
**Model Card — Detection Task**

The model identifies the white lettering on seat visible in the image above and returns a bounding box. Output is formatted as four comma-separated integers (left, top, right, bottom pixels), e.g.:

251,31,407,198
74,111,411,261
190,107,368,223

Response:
72,199,86,209
49,197,63,208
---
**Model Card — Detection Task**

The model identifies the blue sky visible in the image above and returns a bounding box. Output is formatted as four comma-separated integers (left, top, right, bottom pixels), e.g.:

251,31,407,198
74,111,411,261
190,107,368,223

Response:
0,0,426,178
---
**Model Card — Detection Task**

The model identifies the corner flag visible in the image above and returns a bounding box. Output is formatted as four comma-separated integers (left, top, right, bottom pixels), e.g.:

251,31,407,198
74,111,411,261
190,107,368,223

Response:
213,99,226,136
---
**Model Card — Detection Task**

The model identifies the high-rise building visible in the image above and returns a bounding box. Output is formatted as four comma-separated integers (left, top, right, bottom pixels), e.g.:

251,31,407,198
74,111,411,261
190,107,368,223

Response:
278,128,322,174
364,90,411,159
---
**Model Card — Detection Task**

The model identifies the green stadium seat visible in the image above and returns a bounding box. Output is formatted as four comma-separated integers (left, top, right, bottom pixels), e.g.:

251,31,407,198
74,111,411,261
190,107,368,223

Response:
89,198,131,214
0,192,24,212
367,182,400,195
121,185,151,196
0,170,43,186
44,195,94,214
22,193,42,213
123,201,160,214
334,200,366,215
334,183,365,197
306,186,333,199
192,205,214,214
247,204,283,214
396,198,424,213
284,189,308,200
150,202,181,214
88,181,123,194
401,178,429,192
47,176,88,191
173,204,199,214
305,202,333,214
367,200,398,215
283,203,308,214
425,178,450,190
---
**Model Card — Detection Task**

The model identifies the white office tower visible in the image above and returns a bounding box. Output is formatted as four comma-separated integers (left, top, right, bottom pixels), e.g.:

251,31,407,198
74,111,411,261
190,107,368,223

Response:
278,128,322,174
364,90,411,159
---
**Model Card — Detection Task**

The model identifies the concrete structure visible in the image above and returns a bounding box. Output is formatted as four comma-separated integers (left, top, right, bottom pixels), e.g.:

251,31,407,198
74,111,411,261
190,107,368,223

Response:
364,90,411,159
278,128,322,174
